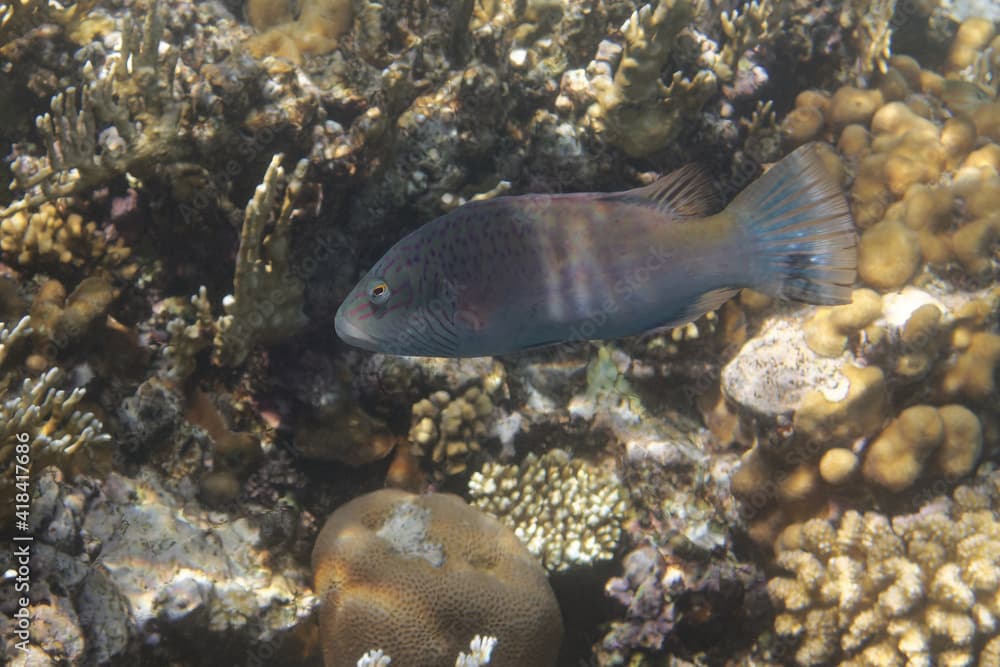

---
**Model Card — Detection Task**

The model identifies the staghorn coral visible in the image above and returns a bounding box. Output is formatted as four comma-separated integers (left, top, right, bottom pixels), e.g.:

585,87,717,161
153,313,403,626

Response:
768,472,1000,667
838,0,896,79
2,2,183,219
212,154,308,366
468,448,629,572
583,0,716,157
312,489,562,667
1,316,111,529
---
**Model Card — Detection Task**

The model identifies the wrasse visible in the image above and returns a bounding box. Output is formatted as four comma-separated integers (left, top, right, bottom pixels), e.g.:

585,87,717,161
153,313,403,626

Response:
336,143,857,357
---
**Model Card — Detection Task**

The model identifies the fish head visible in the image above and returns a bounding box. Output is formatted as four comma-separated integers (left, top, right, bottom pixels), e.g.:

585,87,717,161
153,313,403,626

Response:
335,241,460,357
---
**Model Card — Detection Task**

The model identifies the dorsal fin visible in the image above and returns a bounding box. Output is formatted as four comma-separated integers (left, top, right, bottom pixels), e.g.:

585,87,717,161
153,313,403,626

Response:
618,164,718,218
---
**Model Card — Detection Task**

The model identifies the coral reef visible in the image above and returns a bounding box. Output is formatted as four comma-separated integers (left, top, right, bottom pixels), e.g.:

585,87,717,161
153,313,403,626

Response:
768,472,1000,666
312,489,562,667
1,316,111,529
724,14,1000,550
0,467,316,665
582,0,716,157
357,635,497,667
468,448,629,572
409,386,496,478
1,202,132,272
244,0,353,63
2,0,998,664
212,155,309,367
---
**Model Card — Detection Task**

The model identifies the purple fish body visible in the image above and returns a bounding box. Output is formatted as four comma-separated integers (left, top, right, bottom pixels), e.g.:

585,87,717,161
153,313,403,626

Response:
336,143,857,357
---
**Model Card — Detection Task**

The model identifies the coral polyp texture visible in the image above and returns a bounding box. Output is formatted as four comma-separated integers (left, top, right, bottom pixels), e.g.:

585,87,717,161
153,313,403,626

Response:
468,448,629,572
768,472,1000,667
312,489,562,667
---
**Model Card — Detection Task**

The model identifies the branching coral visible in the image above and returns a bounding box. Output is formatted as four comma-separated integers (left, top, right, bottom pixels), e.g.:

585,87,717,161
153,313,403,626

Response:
716,0,779,83
768,472,1000,667
213,154,308,366
468,448,629,571
162,155,310,373
584,0,716,157
1,316,111,529
838,0,896,79
2,2,183,219
0,202,132,272
0,0,99,50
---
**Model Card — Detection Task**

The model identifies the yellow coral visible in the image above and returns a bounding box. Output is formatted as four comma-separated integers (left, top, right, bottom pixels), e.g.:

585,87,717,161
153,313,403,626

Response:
793,364,887,446
862,405,943,492
803,288,882,357
244,0,353,63
940,331,1000,401
0,203,132,271
409,385,498,478
769,472,1000,666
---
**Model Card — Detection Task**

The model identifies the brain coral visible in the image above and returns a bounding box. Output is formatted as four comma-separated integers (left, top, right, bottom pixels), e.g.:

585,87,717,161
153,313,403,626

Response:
768,472,1000,667
312,489,563,667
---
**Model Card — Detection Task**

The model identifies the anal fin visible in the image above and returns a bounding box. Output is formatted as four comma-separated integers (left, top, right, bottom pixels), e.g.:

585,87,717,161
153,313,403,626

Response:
645,287,741,335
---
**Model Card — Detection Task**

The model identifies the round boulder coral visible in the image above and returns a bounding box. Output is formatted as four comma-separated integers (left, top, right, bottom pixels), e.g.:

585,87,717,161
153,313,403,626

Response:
312,489,563,667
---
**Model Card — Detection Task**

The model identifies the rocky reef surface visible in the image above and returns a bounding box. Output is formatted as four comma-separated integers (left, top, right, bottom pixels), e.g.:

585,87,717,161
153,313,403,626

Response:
0,0,998,666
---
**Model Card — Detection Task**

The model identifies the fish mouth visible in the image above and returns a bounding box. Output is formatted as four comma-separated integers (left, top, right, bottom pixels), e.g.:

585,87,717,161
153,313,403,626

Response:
334,313,378,351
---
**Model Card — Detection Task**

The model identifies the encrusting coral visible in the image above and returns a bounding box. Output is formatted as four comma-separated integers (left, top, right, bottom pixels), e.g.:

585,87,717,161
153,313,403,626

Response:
468,448,629,572
768,472,1000,667
312,489,562,667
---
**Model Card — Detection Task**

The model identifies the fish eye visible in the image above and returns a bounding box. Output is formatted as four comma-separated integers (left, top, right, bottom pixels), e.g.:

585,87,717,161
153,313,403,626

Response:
367,279,391,305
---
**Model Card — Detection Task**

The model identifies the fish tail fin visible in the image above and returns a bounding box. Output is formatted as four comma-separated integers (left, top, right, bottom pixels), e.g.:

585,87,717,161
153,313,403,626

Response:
727,143,857,305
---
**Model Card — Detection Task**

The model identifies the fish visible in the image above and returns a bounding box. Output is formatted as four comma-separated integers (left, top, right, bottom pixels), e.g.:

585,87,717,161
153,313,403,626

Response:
335,142,857,357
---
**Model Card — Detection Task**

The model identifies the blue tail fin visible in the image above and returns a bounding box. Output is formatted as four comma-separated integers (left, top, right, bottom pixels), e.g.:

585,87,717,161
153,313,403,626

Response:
727,143,857,305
